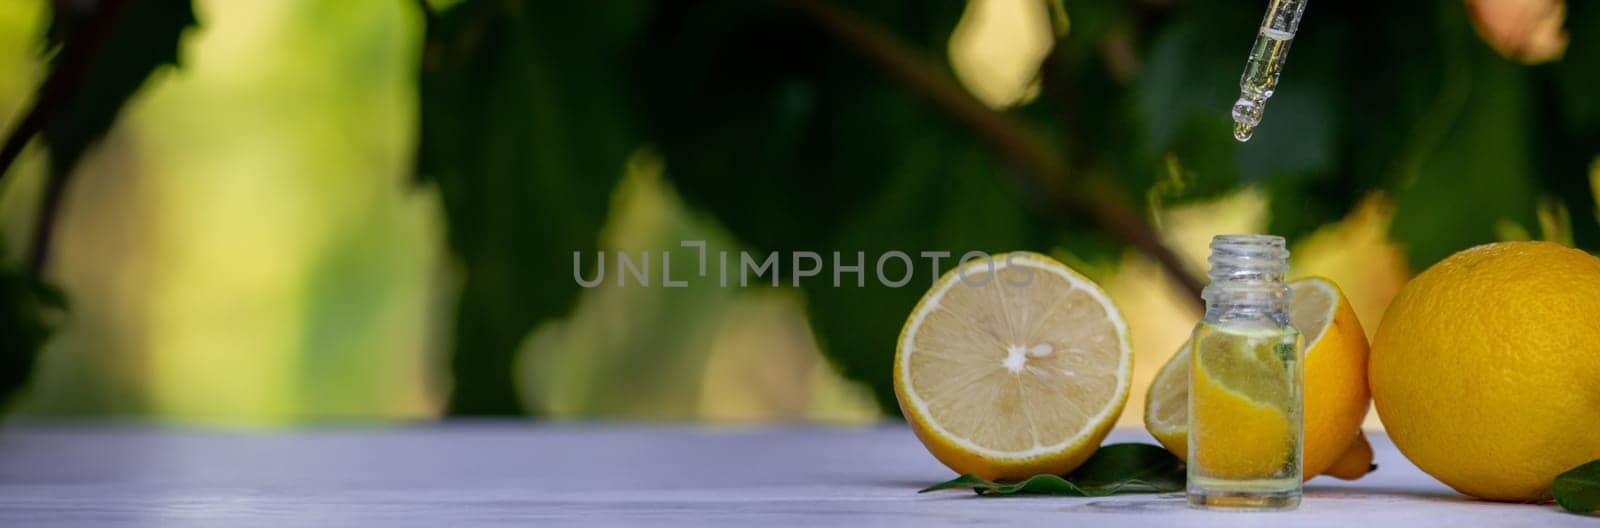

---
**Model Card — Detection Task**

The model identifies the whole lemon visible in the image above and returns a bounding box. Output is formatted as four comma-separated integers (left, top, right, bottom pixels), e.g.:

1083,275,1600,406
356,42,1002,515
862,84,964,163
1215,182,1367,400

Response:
1371,241,1600,501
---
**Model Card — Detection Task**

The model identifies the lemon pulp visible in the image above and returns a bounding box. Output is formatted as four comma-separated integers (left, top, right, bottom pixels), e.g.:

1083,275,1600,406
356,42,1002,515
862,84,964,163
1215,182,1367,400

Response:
894,252,1132,481
1146,277,1372,481
1189,323,1303,486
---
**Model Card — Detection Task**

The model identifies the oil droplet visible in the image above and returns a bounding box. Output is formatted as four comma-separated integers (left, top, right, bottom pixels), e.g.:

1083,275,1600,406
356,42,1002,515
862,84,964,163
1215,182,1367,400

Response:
1233,122,1254,142
1231,96,1263,143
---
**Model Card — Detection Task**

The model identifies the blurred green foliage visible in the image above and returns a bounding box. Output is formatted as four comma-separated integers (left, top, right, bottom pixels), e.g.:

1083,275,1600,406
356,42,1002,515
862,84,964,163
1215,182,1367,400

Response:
636,1,1056,415
0,0,193,406
1,0,1597,417
2,0,437,418
43,0,194,179
415,0,1598,416
0,250,60,406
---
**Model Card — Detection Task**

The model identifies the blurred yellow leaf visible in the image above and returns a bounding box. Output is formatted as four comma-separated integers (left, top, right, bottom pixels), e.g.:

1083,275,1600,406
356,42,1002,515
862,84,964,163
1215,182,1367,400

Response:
948,0,1053,108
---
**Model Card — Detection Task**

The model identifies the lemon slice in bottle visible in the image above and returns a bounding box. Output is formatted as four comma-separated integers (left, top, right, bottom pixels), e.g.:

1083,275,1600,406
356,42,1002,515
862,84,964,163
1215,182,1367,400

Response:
1145,276,1373,480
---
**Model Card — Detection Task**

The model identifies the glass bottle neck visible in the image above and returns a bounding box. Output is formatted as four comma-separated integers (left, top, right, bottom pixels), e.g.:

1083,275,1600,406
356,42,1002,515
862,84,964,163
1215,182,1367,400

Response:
1202,234,1292,328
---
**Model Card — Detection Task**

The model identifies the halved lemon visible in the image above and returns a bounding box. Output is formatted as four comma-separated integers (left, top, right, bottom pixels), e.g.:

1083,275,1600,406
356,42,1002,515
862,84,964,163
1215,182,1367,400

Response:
1190,328,1297,479
1144,276,1373,480
894,252,1132,480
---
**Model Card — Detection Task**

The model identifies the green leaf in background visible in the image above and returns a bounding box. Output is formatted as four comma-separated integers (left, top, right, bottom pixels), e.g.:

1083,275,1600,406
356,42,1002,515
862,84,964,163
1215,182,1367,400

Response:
920,443,1184,496
800,129,1051,415
1133,4,1245,206
633,1,1054,415
43,0,194,177
1553,458,1600,516
1556,1,1600,136
1135,0,1348,230
416,1,649,415
1244,3,1355,241
1388,4,1539,270
1538,0,1600,249
633,0,967,251
0,249,63,407
1136,2,1249,152
0,0,192,407
0,0,1594,421
1022,1,1143,205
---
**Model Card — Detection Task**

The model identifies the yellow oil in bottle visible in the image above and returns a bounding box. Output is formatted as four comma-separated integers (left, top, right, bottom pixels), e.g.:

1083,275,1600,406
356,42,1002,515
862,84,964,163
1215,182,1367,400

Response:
1187,323,1303,509
1187,234,1304,511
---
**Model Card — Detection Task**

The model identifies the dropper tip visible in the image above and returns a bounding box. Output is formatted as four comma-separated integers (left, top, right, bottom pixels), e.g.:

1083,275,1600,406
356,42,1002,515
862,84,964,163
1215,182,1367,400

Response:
1230,96,1262,142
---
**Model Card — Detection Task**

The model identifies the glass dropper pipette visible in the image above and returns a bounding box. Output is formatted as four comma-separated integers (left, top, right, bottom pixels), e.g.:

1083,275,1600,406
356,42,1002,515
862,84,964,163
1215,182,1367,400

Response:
1231,0,1309,142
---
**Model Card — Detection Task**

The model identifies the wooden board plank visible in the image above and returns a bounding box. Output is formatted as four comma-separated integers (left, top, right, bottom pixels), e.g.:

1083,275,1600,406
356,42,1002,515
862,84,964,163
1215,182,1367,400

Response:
0,424,1584,526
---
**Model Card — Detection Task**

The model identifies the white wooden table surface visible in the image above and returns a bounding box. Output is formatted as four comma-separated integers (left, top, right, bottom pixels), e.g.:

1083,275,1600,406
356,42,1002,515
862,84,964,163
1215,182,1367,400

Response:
0,422,1588,527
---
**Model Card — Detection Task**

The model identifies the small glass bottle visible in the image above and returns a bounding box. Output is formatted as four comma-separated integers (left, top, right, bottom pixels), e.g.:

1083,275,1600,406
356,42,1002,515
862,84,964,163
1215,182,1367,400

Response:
1187,234,1304,510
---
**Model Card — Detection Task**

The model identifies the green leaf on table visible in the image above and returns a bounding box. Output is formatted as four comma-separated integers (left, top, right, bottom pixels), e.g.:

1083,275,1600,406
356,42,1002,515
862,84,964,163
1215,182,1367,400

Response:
920,443,1184,496
1553,459,1600,516
43,0,195,176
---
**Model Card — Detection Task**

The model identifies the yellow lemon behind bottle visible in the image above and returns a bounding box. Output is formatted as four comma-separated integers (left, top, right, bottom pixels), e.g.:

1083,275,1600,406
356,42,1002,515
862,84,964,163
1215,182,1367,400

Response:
1145,277,1374,481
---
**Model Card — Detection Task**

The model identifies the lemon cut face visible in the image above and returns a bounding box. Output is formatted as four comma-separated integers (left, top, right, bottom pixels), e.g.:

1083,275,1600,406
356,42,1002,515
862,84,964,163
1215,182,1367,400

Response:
895,252,1131,480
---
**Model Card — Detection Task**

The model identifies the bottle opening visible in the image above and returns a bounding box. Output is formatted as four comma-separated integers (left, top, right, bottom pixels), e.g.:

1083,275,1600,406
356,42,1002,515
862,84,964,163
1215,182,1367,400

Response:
1203,234,1291,320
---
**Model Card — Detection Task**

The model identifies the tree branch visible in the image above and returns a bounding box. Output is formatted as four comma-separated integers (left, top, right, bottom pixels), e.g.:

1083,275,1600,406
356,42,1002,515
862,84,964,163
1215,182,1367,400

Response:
0,0,132,187
788,0,1205,309
0,0,136,276
25,163,70,274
